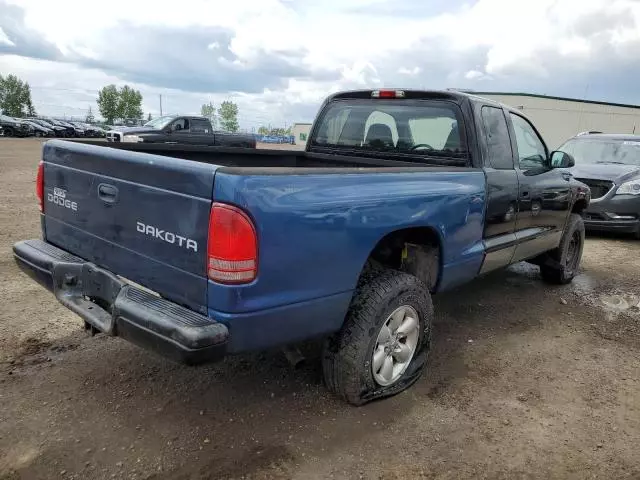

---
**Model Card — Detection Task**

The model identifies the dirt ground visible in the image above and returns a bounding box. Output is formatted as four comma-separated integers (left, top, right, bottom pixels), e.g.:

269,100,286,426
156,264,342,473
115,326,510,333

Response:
0,138,639,480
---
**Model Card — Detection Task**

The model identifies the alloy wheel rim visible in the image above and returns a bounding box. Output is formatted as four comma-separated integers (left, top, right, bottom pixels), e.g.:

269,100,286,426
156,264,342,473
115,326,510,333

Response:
372,305,420,386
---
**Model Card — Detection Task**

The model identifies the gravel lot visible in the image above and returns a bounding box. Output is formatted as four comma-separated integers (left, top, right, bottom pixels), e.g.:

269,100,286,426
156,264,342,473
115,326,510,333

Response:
1,138,639,480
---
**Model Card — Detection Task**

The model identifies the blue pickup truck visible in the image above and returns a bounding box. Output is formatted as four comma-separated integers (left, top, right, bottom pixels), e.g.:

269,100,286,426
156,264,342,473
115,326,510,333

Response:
14,89,590,405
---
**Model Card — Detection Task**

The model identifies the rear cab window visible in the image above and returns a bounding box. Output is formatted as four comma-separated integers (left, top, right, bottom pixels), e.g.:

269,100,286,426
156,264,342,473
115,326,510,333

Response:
191,119,211,133
310,97,468,165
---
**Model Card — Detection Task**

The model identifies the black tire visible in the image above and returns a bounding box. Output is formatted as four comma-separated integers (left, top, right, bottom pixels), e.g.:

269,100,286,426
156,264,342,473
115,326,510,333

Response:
3,127,14,137
322,268,433,406
540,213,585,284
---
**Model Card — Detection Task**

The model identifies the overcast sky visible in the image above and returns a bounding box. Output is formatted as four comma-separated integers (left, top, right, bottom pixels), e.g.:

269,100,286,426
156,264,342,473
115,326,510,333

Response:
1,0,639,128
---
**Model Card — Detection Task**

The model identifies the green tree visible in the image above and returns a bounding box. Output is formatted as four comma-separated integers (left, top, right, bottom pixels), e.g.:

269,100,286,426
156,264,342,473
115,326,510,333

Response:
118,85,143,120
218,100,239,132
270,127,288,136
201,101,217,129
97,85,120,124
97,84,143,124
0,74,36,117
257,126,269,135
23,83,36,116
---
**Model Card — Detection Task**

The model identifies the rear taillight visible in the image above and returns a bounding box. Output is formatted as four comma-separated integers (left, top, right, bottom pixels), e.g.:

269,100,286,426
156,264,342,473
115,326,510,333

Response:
36,161,44,212
207,202,258,284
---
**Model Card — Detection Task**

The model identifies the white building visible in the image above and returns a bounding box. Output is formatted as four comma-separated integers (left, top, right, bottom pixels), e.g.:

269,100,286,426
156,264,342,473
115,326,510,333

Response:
291,123,312,148
472,92,640,149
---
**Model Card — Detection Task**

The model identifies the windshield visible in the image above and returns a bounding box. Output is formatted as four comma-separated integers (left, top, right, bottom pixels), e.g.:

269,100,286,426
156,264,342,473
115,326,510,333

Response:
143,115,176,129
310,99,467,160
560,137,640,166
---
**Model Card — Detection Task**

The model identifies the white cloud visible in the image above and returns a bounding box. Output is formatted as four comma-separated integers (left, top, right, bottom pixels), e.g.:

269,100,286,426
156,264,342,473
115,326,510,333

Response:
2,0,640,127
398,67,421,76
464,70,484,80
0,26,15,46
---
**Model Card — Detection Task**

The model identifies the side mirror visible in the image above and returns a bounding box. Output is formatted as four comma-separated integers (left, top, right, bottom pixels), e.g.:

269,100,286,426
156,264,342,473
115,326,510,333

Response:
550,150,575,168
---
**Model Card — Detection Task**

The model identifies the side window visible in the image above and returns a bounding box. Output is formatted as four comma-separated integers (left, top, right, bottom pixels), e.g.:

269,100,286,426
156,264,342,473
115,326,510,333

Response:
510,113,547,170
171,118,189,132
481,106,513,169
191,119,210,133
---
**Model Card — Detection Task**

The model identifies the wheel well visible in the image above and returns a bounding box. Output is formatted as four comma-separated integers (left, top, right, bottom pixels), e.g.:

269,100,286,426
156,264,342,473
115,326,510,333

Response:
572,199,588,215
362,227,441,291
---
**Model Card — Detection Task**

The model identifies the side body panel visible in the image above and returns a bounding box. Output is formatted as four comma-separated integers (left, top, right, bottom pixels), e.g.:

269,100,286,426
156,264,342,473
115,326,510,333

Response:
209,169,487,351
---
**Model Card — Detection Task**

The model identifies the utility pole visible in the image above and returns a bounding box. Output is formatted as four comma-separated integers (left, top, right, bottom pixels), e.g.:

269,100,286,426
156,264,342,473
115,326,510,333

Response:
159,94,163,116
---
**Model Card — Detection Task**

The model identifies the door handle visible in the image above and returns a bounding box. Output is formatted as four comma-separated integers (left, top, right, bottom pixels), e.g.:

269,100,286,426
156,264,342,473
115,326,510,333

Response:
98,183,118,204
562,172,572,181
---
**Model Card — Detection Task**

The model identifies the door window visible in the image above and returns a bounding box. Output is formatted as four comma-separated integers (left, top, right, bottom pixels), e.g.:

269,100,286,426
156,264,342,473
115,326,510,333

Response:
510,113,547,170
481,106,513,169
171,118,190,132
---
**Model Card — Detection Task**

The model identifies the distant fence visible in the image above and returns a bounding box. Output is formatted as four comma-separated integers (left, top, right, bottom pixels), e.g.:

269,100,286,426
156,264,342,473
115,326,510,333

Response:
255,135,295,144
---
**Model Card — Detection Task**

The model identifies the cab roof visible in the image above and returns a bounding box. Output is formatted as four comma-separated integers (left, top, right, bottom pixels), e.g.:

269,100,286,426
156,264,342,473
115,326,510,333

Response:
326,88,522,113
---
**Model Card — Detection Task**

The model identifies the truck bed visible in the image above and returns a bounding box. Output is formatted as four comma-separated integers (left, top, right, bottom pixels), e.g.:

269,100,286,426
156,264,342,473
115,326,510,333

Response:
37,140,484,351
75,140,470,170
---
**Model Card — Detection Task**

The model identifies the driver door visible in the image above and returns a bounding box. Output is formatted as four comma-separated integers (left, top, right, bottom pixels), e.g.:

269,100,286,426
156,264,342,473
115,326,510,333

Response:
508,112,572,262
166,118,190,144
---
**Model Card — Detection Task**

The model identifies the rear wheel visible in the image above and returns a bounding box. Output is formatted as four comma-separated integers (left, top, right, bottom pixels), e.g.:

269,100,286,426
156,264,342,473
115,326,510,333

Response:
322,268,433,405
3,127,14,137
540,213,585,284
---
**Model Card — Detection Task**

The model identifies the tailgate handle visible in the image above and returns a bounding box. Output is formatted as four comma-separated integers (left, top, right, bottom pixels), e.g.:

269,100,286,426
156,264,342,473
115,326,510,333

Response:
98,183,118,204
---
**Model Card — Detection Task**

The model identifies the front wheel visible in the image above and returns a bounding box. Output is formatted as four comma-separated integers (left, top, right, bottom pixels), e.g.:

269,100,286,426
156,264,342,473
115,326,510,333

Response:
540,213,585,284
322,268,433,405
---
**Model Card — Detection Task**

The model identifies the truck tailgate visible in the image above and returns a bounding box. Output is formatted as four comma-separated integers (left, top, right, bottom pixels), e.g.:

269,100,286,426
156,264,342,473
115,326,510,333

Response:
41,140,217,313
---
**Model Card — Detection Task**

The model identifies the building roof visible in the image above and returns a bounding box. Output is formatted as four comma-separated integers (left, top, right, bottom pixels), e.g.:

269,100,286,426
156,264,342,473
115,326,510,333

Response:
463,91,640,110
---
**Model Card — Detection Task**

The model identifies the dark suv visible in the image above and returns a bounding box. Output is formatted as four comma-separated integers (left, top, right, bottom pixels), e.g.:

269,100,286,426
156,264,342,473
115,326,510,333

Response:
0,114,32,137
558,133,640,237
